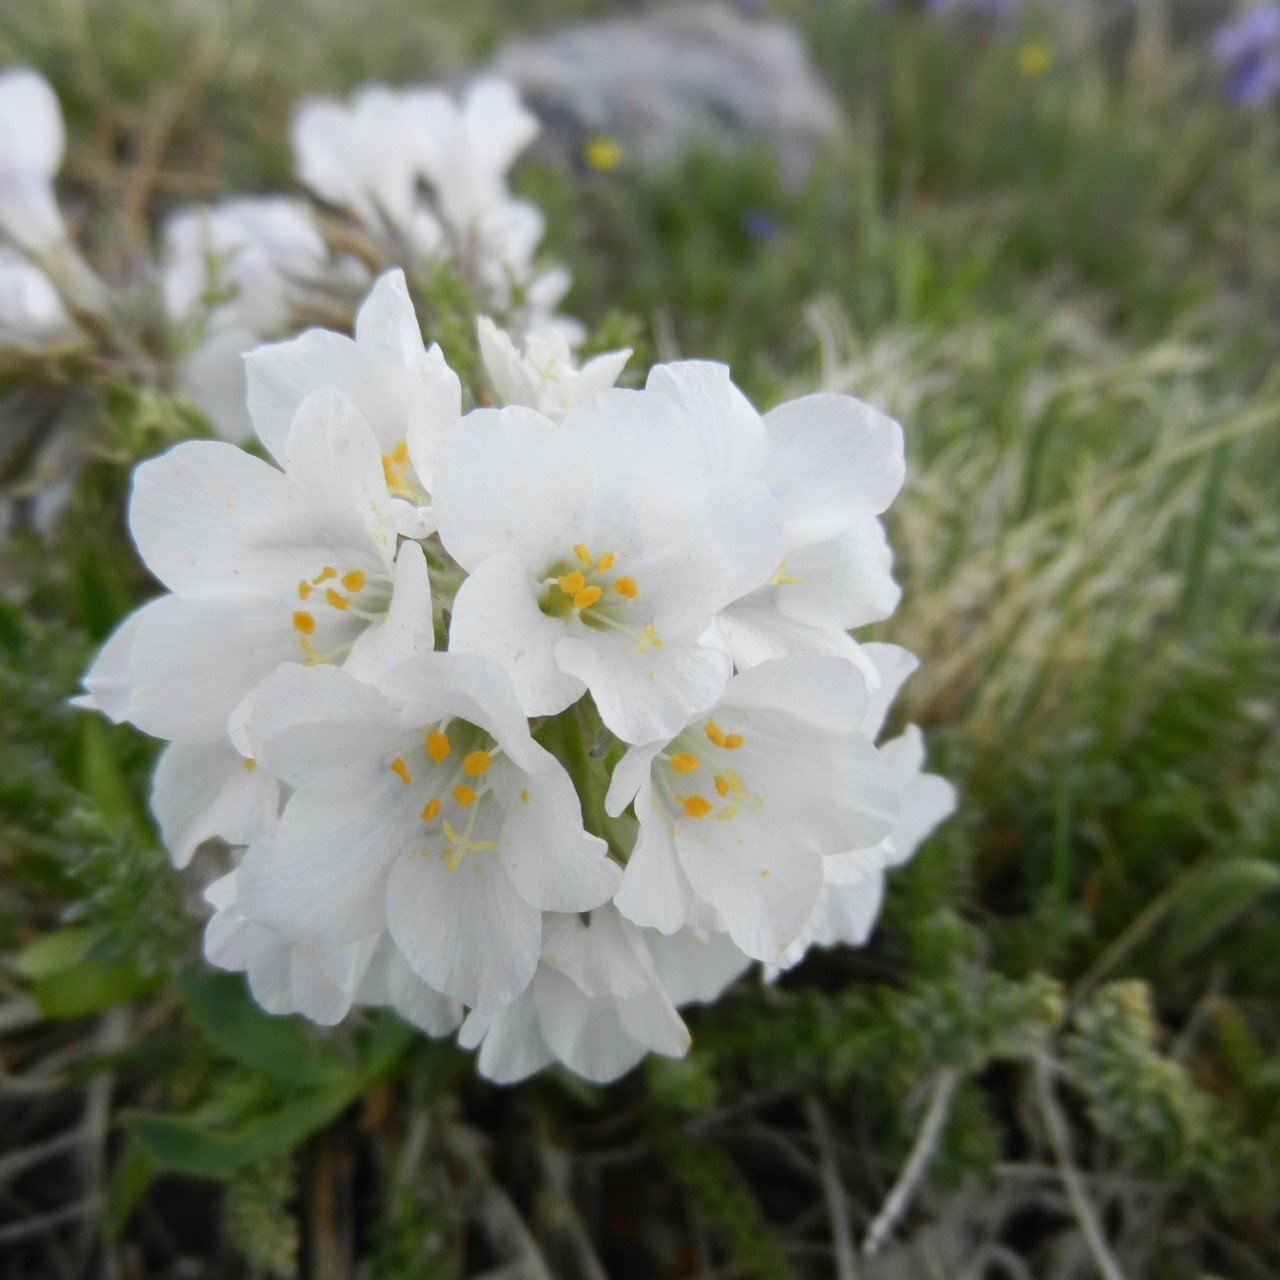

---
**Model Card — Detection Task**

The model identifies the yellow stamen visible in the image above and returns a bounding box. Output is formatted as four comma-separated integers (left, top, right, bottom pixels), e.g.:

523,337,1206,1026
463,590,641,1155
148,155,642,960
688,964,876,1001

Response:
670,752,700,774
573,543,593,567
313,567,336,584
342,570,366,593
520,788,529,804
243,758,256,772
704,720,726,747
297,580,312,600
680,795,713,819
716,769,744,798
326,587,349,611
573,585,602,610
714,772,730,797
426,730,451,762
390,757,412,784
615,576,638,598
421,798,441,822
724,734,744,750
454,785,477,807
584,135,623,172
598,552,615,571
558,571,586,596
293,611,316,635
463,750,493,777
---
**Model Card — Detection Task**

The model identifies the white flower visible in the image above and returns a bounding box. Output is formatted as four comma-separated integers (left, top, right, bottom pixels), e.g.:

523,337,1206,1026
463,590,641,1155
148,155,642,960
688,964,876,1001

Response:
246,270,460,536
434,371,787,744
0,68,67,254
151,738,281,869
458,906,689,1084
414,78,537,238
234,652,621,1011
774,644,956,972
203,873,462,1034
292,85,443,244
477,316,630,422
162,197,330,442
696,385,904,673
0,246,70,344
80,388,427,742
607,653,899,962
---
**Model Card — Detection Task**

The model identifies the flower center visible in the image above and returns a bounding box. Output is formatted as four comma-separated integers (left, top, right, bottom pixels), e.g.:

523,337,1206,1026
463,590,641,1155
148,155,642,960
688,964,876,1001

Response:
385,720,506,871
381,439,424,502
658,719,759,823
291,563,390,663
538,542,662,654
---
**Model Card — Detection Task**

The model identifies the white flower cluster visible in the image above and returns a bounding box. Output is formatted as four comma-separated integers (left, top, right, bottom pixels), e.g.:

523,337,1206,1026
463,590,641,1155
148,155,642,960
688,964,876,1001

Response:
50,67,955,1085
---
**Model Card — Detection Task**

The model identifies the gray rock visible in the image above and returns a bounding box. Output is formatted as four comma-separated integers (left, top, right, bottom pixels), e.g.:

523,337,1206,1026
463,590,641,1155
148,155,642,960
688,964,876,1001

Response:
490,5,843,187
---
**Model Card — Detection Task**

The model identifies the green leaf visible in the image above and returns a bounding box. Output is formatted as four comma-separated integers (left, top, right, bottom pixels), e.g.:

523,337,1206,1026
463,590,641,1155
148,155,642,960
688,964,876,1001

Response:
105,1139,155,1239
32,958,159,1018
123,1088,354,1179
1162,859,1280,966
178,970,351,1088
12,924,96,979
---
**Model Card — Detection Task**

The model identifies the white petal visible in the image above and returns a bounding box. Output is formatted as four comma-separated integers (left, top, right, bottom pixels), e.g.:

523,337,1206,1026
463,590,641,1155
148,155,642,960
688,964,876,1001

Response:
463,988,555,1084
809,876,886,950
242,662,407,787
613,780,700,934
0,69,65,179
645,361,766,477
763,393,905,539
643,927,751,1007
78,605,150,723
446,551,585,718
859,643,919,739
604,742,662,819
555,630,731,746
715,600,880,680
385,848,540,1012
490,755,620,913
126,594,298,742
345,540,436,681
432,406,587,571
151,739,280,868
540,907,650,999
236,764,413,943
722,653,870,742
774,520,900,631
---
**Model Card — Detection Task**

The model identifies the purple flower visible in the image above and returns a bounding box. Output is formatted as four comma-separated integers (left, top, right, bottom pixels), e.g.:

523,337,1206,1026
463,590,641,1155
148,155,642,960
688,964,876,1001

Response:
1212,4,1280,105
741,208,780,242
926,0,1014,16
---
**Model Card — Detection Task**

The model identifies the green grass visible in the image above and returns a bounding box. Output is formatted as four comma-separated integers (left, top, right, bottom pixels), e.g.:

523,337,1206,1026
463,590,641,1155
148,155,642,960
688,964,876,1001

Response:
1,1,1278,1276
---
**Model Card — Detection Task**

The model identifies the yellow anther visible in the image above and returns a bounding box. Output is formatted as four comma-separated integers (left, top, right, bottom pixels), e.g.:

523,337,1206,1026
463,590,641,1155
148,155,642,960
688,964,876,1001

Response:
635,623,664,653
293,611,316,635
426,730,451,762
704,720,726,747
573,585,602,610
454,785,477,807
558,571,586,596
714,772,730,797
342,570,366,593
390,757,412,784
680,795,713,819
463,750,493,777
421,798,441,822
520,788,529,804
598,552,615,571
325,587,349,611
243,758,256,772
297,580,312,600
313,567,336,584
390,440,408,463
573,543,593,567
716,769,744,797
615,577,638,598
724,734,744,750
670,752,700,774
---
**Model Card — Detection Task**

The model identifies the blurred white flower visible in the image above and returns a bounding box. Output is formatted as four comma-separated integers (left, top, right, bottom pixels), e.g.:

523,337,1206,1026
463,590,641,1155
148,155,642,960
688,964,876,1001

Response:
0,67,68,254
0,245,70,344
162,197,331,442
477,315,630,421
